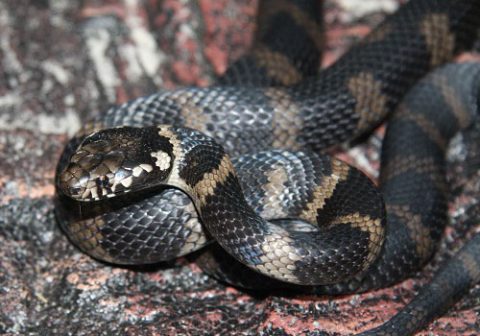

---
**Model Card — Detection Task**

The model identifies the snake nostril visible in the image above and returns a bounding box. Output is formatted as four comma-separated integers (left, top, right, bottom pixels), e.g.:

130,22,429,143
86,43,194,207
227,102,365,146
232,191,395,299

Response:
69,185,84,197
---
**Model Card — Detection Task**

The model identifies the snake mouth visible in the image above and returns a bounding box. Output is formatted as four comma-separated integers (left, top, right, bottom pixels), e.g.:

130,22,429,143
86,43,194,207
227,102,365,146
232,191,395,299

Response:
57,163,90,201
58,150,151,202
58,162,119,202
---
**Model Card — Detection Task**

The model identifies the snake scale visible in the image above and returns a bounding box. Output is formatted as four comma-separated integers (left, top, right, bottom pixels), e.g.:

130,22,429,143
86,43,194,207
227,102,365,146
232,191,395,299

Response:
55,0,480,335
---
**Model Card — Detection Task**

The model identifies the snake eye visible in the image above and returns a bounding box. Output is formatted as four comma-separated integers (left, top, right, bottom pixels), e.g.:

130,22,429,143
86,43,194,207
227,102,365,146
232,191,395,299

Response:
98,177,110,188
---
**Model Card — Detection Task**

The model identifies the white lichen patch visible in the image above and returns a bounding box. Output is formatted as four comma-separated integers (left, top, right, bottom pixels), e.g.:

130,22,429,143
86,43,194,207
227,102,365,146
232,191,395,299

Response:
121,0,164,85
84,29,120,100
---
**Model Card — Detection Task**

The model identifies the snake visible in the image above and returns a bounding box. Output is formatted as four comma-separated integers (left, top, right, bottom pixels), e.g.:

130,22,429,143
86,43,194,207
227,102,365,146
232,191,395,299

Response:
54,0,480,335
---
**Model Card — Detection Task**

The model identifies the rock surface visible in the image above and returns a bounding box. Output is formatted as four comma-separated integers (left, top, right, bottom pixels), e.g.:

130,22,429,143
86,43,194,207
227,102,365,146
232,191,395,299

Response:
1,0,479,335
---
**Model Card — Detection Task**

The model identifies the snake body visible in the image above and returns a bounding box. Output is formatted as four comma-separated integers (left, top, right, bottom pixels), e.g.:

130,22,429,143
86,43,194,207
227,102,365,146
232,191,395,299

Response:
55,0,480,335
59,126,384,285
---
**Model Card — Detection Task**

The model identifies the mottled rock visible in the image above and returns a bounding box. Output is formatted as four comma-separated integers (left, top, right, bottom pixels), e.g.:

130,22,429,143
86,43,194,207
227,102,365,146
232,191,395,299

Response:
0,0,479,335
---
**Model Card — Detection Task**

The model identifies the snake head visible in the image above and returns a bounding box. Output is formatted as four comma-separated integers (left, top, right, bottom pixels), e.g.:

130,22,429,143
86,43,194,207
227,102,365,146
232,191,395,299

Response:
58,126,175,201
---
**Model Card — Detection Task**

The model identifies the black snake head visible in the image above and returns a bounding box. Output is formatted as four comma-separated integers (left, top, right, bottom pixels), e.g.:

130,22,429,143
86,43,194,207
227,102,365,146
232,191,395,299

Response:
58,126,175,202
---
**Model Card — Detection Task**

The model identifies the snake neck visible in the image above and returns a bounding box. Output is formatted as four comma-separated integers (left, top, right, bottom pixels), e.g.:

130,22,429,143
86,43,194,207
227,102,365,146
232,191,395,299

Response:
159,126,284,278
164,126,260,225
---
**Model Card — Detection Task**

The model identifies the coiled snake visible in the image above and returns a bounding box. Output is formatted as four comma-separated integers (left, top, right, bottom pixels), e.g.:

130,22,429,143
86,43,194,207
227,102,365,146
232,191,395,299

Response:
55,0,480,335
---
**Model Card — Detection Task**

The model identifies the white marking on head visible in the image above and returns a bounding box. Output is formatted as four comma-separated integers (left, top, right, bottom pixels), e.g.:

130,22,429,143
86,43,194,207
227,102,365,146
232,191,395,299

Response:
139,163,153,172
90,187,99,200
150,150,171,170
132,166,143,177
81,189,91,199
133,163,154,178
120,176,133,188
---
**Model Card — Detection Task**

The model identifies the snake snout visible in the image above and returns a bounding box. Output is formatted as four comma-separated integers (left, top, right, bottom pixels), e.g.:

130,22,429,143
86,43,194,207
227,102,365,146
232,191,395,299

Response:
59,148,139,201
58,163,97,201
59,126,177,201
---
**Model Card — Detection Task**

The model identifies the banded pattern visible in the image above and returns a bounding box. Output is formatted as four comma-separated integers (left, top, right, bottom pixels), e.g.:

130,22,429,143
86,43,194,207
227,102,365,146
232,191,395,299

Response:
59,126,385,285
218,0,323,86
54,0,480,335
344,62,480,294
359,233,480,336
191,62,480,336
